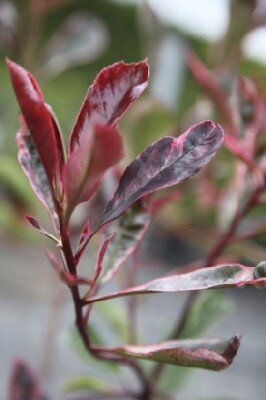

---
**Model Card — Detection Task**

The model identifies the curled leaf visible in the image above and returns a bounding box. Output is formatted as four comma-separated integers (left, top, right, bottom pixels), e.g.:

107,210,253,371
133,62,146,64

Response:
69,60,149,151
109,336,240,371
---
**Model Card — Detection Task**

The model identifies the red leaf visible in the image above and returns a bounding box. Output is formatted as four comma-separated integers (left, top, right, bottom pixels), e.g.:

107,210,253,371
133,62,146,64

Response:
69,60,149,151
109,336,240,370
96,120,223,229
63,123,123,218
8,359,47,400
6,59,65,185
85,263,266,303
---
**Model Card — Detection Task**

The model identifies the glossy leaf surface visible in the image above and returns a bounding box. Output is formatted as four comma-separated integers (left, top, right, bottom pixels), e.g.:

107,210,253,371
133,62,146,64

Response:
69,60,149,151
110,336,240,370
97,120,224,228
100,201,150,283
64,123,123,215
86,263,266,303
6,59,65,184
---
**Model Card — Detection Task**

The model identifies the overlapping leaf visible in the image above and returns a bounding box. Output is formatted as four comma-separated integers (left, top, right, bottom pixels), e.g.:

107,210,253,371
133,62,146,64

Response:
63,123,123,217
96,120,224,229
109,336,240,371
100,201,150,283
69,60,149,151
6,59,65,184
16,119,56,218
86,263,266,303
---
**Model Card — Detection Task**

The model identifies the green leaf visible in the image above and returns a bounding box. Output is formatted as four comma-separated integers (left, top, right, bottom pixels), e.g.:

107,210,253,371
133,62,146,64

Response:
62,376,109,393
100,201,150,283
179,291,234,339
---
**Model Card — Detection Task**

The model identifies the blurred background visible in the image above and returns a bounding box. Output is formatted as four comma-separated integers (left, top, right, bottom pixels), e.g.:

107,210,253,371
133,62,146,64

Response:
1,0,266,399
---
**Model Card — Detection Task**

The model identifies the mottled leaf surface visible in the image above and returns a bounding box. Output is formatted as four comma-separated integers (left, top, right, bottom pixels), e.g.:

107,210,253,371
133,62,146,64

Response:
64,123,123,217
86,263,266,303
16,120,56,218
100,201,149,283
69,60,149,151
6,59,65,183
110,336,240,371
8,360,47,400
96,120,224,229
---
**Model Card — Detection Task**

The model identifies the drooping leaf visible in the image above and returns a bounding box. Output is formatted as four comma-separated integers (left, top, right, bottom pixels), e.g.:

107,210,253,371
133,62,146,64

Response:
63,123,123,217
100,201,150,283
69,60,149,151
86,263,266,303
8,359,47,400
96,120,224,229
25,215,60,244
109,336,240,371
62,375,109,394
6,59,65,184
16,119,57,218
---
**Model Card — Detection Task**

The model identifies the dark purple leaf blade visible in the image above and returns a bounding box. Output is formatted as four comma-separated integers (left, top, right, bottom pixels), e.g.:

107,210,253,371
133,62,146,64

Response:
8,359,47,400
6,59,65,184
69,60,149,151
108,336,240,371
85,263,266,303
96,120,224,229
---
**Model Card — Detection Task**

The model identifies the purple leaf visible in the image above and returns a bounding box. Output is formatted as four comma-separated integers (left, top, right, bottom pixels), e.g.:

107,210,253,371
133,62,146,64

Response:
108,336,240,371
85,263,266,303
63,123,123,218
6,59,65,185
8,359,47,400
100,201,150,283
69,60,149,151
96,120,224,229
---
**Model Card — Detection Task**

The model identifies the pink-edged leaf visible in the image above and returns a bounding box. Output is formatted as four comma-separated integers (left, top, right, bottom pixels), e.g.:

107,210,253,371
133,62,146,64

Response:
6,59,65,184
85,263,266,303
17,119,57,218
8,359,47,400
25,215,59,244
96,120,224,229
108,336,240,371
100,201,150,283
69,60,149,151
63,123,123,218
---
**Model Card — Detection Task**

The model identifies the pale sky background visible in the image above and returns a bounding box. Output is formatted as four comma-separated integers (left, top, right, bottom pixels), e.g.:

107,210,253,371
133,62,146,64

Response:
111,0,266,65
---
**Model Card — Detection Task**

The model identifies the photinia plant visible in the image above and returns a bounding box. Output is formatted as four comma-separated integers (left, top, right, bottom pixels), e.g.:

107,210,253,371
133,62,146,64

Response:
6,58,266,400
